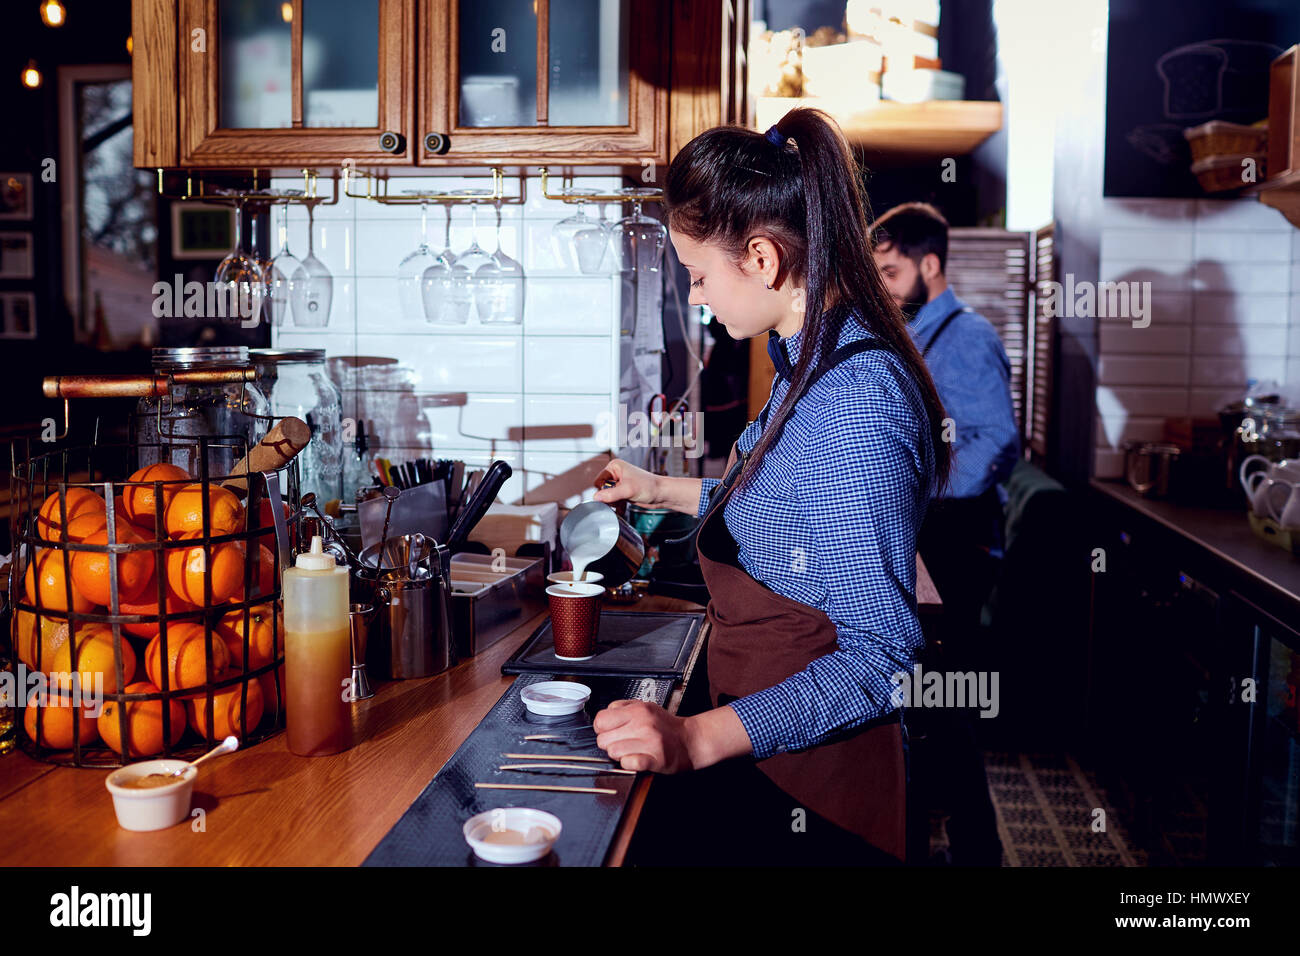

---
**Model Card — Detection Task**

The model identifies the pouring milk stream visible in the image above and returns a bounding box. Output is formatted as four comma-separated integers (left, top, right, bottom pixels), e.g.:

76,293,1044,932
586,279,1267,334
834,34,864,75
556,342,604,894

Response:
565,511,618,582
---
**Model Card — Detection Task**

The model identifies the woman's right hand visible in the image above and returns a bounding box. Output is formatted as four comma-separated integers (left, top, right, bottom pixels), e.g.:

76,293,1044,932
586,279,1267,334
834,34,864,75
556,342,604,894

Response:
593,460,704,516
592,459,660,506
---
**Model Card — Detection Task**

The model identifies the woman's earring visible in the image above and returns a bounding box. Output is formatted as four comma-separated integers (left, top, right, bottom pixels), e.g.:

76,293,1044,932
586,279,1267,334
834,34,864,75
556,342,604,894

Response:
765,282,773,290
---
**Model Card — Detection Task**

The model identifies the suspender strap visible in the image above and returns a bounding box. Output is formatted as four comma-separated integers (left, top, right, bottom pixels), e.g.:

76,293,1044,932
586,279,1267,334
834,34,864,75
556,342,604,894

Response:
759,337,886,429
667,337,886,548
920,306,971,357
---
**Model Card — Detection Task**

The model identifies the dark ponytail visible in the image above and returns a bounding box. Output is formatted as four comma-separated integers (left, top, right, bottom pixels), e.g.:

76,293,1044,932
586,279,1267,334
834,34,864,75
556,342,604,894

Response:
664,107,951,493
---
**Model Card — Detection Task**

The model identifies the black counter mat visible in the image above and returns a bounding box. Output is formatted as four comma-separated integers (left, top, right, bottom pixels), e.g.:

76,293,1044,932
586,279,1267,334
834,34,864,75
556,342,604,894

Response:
501,610,702,679
363,673,672,867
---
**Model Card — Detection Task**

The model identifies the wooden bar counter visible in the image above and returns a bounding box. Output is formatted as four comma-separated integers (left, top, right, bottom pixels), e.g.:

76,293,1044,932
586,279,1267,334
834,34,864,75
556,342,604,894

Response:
0,559,940,867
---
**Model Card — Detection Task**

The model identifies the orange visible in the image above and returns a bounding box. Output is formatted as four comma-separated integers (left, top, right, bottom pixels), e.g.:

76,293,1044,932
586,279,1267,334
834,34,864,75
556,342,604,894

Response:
258,665,286,721
115,592,196,639
144,622,230,692
64,510,136,544
13,610,69,671
24,699,99,749
70,526,153,607
121,463,189,527
164,483,244,537
165,532,245,605
232,543,276,602
35,489,105,542
24,549,95,614
216,604,281,671
98,681,187,758
255,498,292,529
49,624,137,695
186,676,264,740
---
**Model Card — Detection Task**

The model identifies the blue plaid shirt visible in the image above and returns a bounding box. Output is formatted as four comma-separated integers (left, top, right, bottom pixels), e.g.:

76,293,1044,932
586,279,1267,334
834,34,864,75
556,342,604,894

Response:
907,288,1019,499
696,316,936,759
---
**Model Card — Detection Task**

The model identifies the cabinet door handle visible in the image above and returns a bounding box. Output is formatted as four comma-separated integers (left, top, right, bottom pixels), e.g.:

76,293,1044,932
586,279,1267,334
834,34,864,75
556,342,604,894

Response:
424,132,450,155
378,131,406,153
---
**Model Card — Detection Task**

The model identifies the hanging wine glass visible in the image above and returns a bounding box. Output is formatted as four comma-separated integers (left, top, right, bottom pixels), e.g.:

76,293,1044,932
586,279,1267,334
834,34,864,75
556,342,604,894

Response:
397,194,441,322
613,187,667,275
475,198,525,325
591,201,618,274
290,202,333,328
552,188,611,274
267,201,301,328
459,189,496,323
423,198,470,325
213,197,266,327
250,207,274,325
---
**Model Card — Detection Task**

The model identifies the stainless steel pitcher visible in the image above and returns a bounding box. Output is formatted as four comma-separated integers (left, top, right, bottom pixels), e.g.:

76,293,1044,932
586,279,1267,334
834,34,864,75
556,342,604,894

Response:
355,536,455,678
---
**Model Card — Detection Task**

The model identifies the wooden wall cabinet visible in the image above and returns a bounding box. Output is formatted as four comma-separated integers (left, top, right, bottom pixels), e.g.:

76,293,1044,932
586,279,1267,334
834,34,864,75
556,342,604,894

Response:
178,0,416,167
134,0,745,170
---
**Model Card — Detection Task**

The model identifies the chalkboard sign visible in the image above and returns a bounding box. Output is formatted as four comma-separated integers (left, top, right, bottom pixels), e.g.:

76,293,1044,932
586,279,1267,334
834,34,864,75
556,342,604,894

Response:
1105,0,1296,197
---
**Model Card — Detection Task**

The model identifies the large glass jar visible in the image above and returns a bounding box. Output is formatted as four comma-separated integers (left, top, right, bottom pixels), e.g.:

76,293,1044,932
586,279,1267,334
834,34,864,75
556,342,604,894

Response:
132,347,270,475
251,348,343,504
1258,406,1300,463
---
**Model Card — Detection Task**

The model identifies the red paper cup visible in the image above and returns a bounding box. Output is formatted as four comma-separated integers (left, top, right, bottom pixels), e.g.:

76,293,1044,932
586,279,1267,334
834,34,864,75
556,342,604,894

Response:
546,582,604,660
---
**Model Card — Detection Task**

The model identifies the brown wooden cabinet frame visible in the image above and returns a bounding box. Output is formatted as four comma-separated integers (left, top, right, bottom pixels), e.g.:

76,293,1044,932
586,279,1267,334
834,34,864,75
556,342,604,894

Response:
177,0,417,167
137,0,740,170
418,0,670,167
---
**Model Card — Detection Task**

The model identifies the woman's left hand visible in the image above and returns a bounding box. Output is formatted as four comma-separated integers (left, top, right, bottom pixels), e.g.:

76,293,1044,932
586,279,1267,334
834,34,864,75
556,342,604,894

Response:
592,700,695,773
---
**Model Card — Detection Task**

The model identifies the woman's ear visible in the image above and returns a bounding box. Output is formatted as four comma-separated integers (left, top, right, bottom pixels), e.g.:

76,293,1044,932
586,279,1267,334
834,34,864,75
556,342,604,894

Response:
744,235,783,289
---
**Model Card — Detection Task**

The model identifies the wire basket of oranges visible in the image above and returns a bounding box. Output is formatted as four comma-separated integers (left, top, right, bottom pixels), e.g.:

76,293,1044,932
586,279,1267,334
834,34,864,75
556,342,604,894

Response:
7,435,299,767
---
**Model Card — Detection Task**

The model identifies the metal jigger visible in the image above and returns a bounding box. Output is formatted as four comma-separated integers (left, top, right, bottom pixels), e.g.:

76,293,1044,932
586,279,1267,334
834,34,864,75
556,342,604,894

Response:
349,602,376,700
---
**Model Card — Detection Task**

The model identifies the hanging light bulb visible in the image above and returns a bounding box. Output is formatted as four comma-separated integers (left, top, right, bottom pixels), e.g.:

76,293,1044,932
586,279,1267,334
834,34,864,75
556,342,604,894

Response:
39,0,66,27
280,2,293,22
21,59,42,88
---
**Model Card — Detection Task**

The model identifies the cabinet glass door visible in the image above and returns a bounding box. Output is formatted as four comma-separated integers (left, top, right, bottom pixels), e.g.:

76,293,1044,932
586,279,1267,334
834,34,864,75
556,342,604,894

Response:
547,0,630,127
455,2,537,127
217,1,293,129
421,0,665,164
181,0,414,167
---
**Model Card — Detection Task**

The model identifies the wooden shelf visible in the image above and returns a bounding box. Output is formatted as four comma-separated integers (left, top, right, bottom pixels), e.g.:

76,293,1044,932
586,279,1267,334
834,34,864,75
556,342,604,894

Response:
755,96,1003,159
1255,168,1300,228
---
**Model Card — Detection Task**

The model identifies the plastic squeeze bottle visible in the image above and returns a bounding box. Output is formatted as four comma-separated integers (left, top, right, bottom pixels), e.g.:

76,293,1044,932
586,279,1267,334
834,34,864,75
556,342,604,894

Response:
282,535,354,756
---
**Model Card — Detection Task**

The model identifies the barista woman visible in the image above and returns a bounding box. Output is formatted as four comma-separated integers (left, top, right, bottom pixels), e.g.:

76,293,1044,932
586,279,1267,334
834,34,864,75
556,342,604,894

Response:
591,109,951,865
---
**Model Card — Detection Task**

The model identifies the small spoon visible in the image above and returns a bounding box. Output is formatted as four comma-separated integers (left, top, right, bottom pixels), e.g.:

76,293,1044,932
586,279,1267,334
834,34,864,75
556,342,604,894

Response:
161,735,240,778
408,531,425,579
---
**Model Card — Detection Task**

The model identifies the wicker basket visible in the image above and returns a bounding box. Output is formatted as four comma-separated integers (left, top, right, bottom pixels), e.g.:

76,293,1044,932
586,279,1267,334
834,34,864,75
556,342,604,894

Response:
1184,120,1270,162
7,437,297,767
1191,153,1267,193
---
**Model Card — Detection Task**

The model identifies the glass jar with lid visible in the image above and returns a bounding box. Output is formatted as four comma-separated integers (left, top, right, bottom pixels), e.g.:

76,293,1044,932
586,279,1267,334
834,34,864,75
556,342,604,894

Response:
132,346,270,475
251,348,343,504
1258,406,1300,463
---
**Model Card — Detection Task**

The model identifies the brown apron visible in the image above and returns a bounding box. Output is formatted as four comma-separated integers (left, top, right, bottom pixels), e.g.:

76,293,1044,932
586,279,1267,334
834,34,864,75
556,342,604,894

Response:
693,344,908,862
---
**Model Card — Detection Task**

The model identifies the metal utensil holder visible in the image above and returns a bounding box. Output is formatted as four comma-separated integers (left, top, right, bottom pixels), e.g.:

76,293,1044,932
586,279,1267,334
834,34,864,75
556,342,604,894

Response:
354,539,455,679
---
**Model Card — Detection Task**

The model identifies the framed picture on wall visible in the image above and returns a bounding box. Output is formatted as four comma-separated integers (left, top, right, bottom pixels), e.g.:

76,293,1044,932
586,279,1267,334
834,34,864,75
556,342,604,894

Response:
0,174,33,220
0,232,34,278
0,292,36,339
170,202,235,260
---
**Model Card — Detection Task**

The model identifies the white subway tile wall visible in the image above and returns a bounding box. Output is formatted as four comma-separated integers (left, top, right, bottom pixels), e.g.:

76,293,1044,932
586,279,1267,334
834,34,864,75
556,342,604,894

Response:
1094,198,1300,478
271,175,625,507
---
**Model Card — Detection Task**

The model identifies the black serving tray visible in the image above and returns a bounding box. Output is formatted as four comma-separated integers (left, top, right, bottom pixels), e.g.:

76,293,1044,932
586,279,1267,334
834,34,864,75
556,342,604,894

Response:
362,673,672,867
500,610,703,679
